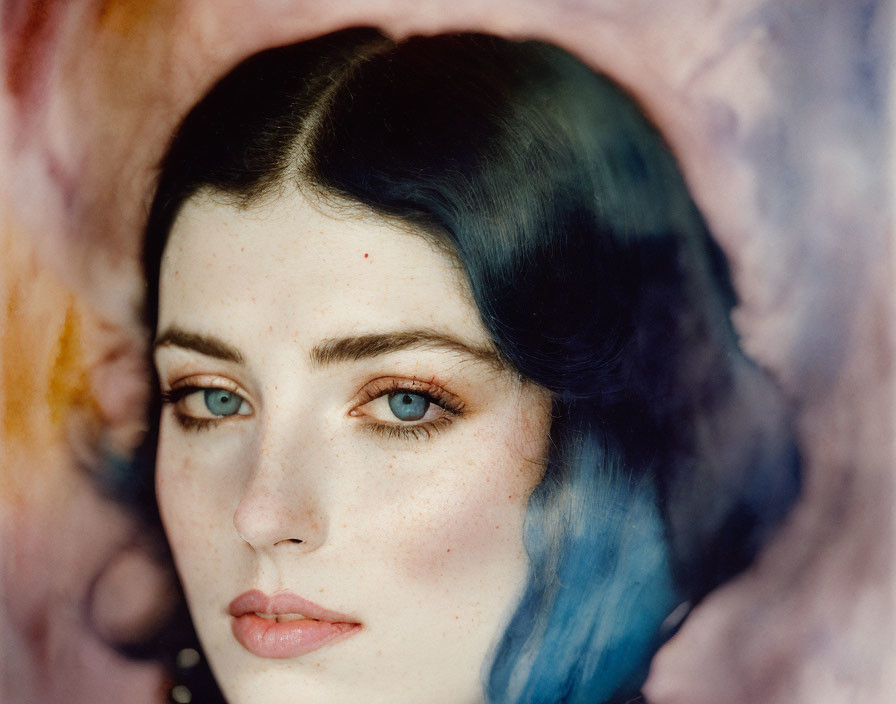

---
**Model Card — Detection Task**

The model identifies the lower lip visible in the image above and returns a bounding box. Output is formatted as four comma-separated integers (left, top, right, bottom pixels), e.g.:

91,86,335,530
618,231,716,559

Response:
231,613,361,659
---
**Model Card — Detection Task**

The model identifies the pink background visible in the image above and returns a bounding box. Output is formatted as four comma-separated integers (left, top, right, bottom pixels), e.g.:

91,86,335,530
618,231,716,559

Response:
1,1,892,701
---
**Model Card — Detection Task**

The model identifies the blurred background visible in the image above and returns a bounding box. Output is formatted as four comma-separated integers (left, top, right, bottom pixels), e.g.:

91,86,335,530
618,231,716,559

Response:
0,1,892,702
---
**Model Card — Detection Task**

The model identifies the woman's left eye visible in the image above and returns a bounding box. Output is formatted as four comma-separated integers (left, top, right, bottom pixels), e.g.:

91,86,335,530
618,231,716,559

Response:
355,389,447,424
386,391,431,421
350,380,465,439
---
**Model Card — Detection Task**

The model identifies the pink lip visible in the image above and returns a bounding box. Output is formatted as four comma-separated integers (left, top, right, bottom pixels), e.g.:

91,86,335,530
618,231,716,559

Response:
229,589,361,659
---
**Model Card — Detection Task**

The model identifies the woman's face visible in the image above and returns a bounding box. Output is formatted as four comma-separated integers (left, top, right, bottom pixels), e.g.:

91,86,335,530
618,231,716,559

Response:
154,188,552,704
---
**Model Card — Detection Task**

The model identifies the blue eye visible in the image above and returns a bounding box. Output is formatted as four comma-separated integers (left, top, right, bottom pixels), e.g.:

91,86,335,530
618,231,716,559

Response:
204,388,244,416
387,391,429,421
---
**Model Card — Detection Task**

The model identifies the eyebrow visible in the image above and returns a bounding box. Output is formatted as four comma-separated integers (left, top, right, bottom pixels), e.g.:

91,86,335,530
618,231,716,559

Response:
154,327,244,363
309,330,503,369
153,326,503,369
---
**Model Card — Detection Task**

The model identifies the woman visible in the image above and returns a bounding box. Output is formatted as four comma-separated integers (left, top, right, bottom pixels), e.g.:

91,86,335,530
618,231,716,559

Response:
143,28,800,703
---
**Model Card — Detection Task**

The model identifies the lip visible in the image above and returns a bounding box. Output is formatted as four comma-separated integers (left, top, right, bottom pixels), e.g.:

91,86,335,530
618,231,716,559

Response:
229,589,361,659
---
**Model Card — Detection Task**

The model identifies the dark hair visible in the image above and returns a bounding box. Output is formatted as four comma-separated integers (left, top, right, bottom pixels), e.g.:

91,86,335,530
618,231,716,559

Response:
144,28,800,704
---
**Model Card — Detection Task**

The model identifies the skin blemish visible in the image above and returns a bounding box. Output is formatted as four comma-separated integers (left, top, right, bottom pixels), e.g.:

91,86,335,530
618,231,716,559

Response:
363,252,369,258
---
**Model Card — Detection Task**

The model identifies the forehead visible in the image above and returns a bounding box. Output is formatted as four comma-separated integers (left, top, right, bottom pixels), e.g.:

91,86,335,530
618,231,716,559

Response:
158,189,485,346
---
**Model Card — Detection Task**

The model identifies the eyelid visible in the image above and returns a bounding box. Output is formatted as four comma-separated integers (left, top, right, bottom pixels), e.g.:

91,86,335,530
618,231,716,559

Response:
348,377,465,442
349,377,466,418
163,374,248,398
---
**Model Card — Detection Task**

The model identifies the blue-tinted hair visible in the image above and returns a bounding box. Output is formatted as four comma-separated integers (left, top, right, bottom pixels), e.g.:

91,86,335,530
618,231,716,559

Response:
144,28,800,703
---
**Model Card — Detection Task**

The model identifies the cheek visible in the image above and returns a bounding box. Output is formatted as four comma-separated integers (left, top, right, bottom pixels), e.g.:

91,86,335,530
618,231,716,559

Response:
155,434,226,579
156,454,194,557
384,416,549,588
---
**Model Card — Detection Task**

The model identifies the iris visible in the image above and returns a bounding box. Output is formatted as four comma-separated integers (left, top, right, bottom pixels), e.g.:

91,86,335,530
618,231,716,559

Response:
204,389,243,416
388,392,429,421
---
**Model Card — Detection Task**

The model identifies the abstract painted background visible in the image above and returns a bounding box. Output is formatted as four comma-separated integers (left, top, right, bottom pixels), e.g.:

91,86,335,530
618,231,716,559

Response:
1,1,892,702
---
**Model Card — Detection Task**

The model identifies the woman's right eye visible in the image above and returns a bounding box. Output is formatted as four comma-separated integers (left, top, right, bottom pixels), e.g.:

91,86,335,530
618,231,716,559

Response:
161,384,253,429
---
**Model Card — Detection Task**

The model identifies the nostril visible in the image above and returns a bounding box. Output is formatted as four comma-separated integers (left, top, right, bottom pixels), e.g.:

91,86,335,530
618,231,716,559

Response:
272,538,303,547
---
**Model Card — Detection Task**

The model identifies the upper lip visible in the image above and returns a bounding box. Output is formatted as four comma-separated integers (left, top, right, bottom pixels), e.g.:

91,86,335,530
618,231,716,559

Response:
228,589,358,623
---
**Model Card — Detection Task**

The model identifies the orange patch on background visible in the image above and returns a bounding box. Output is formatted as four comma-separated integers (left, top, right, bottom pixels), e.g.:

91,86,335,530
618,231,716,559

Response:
47,304,102,429
96,0,164,36
0,226,103,501
1,288,101,445
1,276,40,444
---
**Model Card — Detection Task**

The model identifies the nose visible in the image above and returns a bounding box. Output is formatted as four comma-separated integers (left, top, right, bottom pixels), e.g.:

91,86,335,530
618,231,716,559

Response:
232,443,328,553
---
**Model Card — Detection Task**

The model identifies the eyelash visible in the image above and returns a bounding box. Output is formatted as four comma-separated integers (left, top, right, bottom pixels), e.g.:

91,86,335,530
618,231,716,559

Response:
159,377,465,440
351,377,466,442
